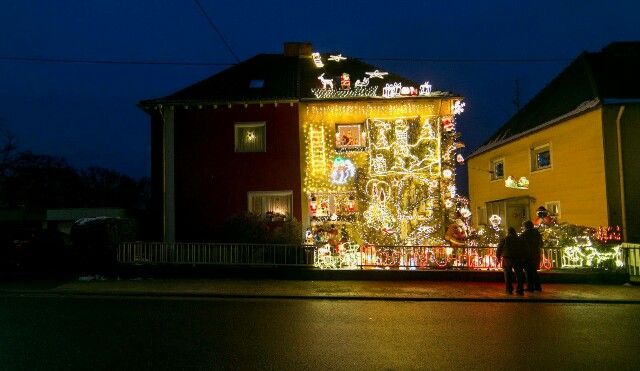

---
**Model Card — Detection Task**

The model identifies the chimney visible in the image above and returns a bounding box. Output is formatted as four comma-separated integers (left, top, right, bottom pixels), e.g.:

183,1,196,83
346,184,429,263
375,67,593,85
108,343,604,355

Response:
283,42,313,57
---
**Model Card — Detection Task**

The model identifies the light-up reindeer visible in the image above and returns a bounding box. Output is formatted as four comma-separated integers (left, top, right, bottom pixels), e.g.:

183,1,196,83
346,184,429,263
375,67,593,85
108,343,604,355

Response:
317,73,334,89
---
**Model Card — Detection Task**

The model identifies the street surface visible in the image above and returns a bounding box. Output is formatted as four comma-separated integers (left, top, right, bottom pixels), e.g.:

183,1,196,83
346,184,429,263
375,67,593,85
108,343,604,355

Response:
1,293,640,370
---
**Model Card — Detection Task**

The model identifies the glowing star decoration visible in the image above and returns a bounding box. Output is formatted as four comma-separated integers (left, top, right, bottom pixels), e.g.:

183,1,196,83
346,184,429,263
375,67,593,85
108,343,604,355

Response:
505,175,529,189
331,157,356,184
328,54,347,62
452,100,466,115
365,70,389,79
419,81,432,96
311,52,324,67
456,154,465,164
442,169,453,178
317,73,334,89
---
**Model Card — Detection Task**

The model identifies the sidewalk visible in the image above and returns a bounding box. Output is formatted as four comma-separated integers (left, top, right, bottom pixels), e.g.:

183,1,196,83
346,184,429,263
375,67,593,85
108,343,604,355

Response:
2,278,639,303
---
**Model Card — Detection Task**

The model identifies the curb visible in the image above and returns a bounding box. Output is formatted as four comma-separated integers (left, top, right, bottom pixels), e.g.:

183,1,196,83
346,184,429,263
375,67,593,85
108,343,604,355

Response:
2,289,640,304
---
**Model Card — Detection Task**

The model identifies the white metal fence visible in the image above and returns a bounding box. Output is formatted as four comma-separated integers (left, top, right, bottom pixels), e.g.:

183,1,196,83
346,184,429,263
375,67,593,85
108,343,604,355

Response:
117,242,314,266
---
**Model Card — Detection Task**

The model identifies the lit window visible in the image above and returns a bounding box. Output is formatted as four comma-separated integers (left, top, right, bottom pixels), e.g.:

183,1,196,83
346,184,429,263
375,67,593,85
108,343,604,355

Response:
531,144,551,171
491,158,504,180
249,79,264,88
335,123,366,150
248,191,293,220
235,122,266,152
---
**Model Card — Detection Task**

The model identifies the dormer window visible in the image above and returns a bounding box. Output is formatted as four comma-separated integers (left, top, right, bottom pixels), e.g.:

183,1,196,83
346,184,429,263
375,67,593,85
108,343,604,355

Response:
249,79,264,88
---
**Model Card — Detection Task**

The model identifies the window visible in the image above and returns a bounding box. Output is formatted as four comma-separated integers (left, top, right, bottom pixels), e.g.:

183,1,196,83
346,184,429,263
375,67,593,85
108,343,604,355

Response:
248,191,293,220
235,122,266,152
335,123,366,150
531,143,551,171
490,158,504,180
545,201,561,220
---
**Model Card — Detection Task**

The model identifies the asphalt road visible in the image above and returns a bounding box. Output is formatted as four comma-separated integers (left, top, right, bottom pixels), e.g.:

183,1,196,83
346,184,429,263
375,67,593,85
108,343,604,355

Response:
1,295,639,370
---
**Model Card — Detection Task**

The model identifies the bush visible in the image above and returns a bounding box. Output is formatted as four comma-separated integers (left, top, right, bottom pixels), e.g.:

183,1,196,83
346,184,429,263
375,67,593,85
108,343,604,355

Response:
217,213,302,244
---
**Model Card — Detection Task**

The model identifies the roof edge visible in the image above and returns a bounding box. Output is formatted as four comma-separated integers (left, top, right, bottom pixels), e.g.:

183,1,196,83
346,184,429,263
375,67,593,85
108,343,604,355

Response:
467,98,601,159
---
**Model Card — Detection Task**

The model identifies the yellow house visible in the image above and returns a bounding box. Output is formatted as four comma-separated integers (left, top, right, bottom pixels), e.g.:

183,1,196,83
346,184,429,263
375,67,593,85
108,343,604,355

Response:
467,42,640,242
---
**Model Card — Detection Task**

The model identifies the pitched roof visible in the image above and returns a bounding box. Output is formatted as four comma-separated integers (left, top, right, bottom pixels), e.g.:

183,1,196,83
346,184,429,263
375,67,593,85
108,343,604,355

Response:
469,42,640,158
140,51,456,105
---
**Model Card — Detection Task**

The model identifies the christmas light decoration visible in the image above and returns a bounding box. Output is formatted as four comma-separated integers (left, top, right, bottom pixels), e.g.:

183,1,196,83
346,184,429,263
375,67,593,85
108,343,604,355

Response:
302,99,458,251
317,73,334,89
340,73,351,90
419,82,432,96
505,175,529,189
328,54,347,62
365,70,389,79
331,157,356,184
452,100,465,115
311,52,324,67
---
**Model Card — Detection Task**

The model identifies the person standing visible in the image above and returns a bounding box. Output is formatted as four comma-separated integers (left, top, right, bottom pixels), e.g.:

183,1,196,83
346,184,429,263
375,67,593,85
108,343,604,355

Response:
496,227,526,294
521,220,543,292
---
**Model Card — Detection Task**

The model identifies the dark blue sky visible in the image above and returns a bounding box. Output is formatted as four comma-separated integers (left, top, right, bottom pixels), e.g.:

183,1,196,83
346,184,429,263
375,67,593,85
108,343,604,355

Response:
1,0,639,182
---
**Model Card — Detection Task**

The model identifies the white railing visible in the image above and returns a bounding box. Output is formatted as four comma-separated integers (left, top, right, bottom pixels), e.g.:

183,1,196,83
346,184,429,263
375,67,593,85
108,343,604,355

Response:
118,241,636,275
118,242,314,266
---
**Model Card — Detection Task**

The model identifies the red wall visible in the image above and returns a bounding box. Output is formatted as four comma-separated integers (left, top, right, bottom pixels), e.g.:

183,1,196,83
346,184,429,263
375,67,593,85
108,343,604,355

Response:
172,103,301,241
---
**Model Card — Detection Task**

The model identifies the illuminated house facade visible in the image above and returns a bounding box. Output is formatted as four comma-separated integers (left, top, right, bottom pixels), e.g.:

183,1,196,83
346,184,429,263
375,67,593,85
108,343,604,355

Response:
141,42,465,245
467,42,640,242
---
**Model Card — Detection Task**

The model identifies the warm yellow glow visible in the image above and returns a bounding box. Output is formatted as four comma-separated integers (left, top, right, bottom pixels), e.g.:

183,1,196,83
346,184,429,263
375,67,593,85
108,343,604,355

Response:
301,99,460,246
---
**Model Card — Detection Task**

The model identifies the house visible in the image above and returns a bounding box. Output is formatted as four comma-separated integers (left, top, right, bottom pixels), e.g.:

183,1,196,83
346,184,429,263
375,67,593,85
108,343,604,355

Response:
467,42,640,242
140,42,465,245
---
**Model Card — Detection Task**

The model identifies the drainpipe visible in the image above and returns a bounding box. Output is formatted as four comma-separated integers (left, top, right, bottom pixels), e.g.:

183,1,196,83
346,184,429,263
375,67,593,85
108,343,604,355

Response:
615,106,627,241
162,106,176,243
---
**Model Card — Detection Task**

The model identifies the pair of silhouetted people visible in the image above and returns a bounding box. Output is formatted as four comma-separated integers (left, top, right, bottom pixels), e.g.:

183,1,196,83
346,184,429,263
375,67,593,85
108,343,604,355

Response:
496,221,543,294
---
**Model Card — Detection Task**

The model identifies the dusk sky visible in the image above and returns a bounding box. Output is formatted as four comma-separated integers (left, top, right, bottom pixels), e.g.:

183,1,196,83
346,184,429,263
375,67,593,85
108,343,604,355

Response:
1,0,639,188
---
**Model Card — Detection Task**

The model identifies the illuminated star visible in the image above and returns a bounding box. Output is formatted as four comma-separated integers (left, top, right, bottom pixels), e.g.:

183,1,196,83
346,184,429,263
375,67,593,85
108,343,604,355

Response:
365,70,389,79
328,54,347,62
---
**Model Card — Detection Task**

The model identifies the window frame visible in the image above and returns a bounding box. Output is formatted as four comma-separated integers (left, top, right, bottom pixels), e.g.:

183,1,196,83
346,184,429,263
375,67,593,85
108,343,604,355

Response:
490,158,505,181
531,143,552,172
234,122,266,153
334,123,367,150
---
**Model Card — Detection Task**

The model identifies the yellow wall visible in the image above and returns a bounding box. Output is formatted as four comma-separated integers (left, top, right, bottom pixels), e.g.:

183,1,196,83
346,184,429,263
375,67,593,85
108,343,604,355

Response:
468,108,608,228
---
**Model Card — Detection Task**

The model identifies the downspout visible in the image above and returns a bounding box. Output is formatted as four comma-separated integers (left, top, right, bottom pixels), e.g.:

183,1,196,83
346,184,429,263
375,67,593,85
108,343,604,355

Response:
615,106,627,241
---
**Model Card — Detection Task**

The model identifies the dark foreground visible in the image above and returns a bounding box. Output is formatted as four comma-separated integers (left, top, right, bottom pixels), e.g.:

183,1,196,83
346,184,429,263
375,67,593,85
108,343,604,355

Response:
1,295,639,370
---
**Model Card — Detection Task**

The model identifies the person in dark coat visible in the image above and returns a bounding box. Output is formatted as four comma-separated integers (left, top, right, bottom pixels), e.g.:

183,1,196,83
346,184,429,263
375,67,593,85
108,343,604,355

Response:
496,227,526,294
521,220,543,291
